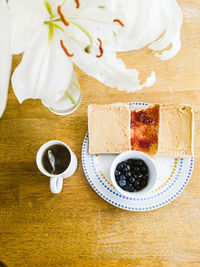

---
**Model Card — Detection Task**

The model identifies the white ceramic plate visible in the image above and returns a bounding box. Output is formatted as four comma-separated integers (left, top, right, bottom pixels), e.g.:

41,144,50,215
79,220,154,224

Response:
82,102,194,211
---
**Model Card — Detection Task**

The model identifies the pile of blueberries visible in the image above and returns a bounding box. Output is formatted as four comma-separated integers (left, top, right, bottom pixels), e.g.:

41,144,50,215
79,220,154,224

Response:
115,159,149,192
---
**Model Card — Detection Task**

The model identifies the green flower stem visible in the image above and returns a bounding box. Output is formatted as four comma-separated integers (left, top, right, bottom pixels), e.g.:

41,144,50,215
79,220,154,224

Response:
53,23,64,32
44,21,64,42
68,20,93,47
66,90,77,106
72,79,80,89
45,1,53,17
48,22,54,43
51,18,62,22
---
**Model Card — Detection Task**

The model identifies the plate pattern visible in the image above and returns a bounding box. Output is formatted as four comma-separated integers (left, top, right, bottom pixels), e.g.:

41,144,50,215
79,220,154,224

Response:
82,102,194,211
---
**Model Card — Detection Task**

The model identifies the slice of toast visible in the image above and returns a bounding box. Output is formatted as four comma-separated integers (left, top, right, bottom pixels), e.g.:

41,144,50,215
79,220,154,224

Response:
157,104,194,158
88,104,131,154
88,103,194,158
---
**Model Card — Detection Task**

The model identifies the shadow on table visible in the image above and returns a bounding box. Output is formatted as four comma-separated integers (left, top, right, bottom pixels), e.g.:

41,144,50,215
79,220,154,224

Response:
0,261,8,267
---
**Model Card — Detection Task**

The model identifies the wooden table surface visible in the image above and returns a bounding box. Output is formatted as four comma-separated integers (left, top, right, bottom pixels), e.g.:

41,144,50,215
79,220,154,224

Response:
1,1,200,266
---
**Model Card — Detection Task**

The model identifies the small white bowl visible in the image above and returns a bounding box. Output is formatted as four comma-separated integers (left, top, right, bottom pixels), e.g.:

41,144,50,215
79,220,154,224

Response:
110,151,157,197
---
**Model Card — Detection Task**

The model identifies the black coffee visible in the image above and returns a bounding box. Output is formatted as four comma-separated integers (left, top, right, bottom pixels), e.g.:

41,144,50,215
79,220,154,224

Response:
42,144,71,175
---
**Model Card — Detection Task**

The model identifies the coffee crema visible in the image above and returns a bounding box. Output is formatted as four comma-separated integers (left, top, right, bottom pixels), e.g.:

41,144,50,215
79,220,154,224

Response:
42,144,71,175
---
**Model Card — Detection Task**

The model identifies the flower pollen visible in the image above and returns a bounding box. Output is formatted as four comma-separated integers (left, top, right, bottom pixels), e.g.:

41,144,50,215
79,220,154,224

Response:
57,5,69,26
60,40,74,57
113,19,124,27
96,38,103,58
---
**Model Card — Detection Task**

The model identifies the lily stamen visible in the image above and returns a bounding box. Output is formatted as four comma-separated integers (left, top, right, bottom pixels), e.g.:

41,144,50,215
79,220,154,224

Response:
96,38,103,58
85,46,91,53
113,19,124,27
74,0,80,9
57,5,69,26
60,40,74,57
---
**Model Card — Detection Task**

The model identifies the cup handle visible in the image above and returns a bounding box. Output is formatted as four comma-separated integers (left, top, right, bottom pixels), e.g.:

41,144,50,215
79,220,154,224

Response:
50,176,63,194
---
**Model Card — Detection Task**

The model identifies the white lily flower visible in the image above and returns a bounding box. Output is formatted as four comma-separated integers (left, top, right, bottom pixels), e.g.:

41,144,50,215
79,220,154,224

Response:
113,0,183,60
0,0,12,118
9,0,155,107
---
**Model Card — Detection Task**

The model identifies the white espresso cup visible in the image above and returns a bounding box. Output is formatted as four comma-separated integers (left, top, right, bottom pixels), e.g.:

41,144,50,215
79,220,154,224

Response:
36,140,77,194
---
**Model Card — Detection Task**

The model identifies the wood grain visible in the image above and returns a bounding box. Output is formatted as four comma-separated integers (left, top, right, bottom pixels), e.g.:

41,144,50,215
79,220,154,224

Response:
1,1,200,266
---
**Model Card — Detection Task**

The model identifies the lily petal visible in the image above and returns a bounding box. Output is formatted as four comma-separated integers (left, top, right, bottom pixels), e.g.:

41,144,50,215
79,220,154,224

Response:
9,0,46,54
61,0,119,51
150,31,182,61
113,0,162,51
114,0,183,60
0,0,12,118
65,38,155,92
12,27,73,107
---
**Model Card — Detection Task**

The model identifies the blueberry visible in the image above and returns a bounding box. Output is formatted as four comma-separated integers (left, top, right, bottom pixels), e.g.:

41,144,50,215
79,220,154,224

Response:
131,171,136,176
134,171,140,178
134,160,140,166
132,160,138,166
115,170,121,177
123,166,129,172
127,183,134,192
127,159,134,166
122,185,129,191
122,185,128,191
137,173,143,179
129,188,134,192
141,165,148,174
119,174,126,180
125,171,132,178
115,175,120,181
134,174,138,179
140,180,147,188
121,161,127,167
122,183,134,192
137,160,143,166
129,176,135,184
133,166,140,172
133,180,140,186
141,175,148,181
133,180,141,190
116,163,124,171
118,179,126,187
